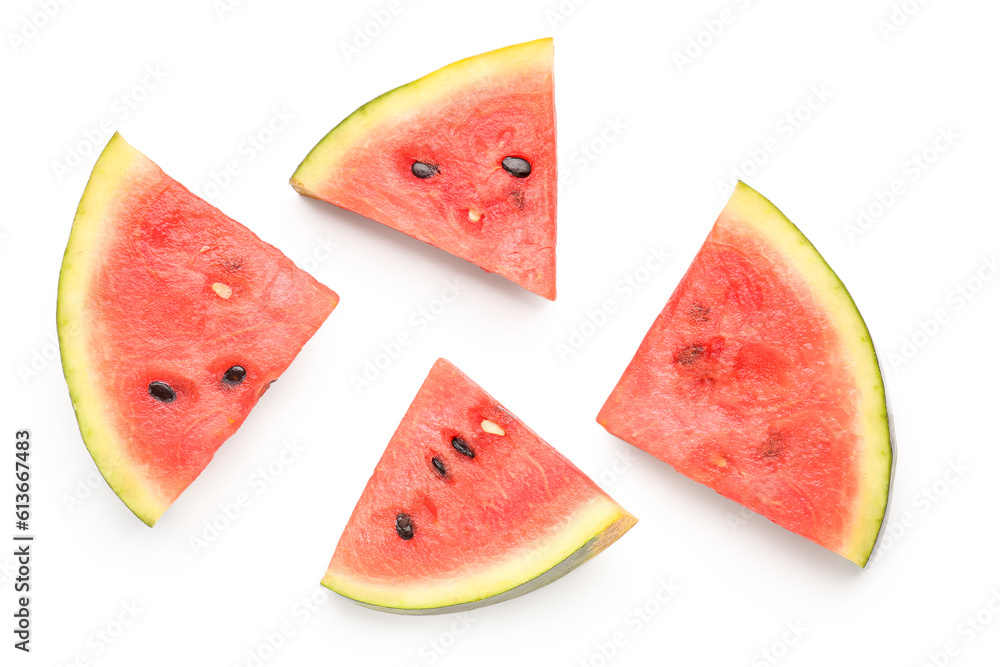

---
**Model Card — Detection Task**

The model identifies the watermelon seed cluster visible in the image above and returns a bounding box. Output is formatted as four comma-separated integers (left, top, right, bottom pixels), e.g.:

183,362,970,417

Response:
147,365,247,407
395,419,505,541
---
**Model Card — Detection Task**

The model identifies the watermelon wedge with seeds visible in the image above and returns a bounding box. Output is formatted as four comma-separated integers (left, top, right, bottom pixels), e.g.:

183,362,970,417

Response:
58,133,339,526
598,182,894,567
291,38,557,300
324,358,636,613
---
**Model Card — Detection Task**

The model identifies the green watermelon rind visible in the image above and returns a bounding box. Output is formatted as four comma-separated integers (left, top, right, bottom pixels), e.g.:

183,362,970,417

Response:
716,181,893,567
322,495,636,614
57,133,172,526
289,38,553,195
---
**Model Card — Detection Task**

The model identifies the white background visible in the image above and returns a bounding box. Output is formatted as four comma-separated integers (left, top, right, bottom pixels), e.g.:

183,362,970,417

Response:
2,0,999,665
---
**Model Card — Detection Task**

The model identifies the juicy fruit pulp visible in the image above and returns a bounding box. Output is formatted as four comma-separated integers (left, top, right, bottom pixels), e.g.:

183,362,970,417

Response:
291,38,557,300
58,133,339,526
324,359,636,613
598,182,893,567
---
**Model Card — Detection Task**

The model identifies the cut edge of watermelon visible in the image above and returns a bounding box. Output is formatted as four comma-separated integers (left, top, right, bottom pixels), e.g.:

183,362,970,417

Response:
57,133,172,526
289,37,554,195
725,181,894,567
321,494,635,614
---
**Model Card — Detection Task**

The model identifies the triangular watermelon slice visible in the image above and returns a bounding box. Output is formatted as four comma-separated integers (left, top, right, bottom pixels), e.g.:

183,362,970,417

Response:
58,133,339,526
598,182,894,567
290,39,557,300
324,359,635,613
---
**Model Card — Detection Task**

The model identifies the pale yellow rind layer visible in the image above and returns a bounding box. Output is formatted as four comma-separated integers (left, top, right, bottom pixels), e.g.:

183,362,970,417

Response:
290,38,553,195
57,133,172,526
723,181,892,567
321,495,636,611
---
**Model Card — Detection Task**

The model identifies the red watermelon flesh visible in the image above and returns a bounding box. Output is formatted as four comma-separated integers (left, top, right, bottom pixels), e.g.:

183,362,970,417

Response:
324,359,636,613
291,39,556,300
598,182,893,567
58,133,339,525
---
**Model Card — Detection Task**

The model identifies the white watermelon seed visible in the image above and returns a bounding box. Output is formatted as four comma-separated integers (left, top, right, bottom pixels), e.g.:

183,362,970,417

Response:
468,209,483,223
481,419,505,436
212,283,233,299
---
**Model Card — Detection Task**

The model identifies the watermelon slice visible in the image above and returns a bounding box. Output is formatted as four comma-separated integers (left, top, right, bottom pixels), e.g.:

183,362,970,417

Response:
597,182,893,567
324,359,635,614
290,38,557,300
58,133,339,526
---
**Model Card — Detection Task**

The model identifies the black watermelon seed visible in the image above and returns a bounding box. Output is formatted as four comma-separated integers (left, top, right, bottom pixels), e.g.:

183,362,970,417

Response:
507,189,526,209
689,303,711,323
431,457,448,477
501,156,531,178
223,365,247,385
676,344,705,366
451,436,475,458
395,512,414,540
148,381,176,403
759,432,784,459
411,161,439,179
